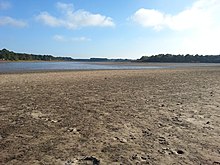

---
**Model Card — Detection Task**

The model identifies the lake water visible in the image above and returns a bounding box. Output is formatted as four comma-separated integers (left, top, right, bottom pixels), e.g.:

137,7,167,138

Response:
0,62,170,73
0,62,219,73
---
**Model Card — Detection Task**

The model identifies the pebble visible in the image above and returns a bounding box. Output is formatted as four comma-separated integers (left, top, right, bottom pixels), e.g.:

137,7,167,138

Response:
120,138,127,143
176,150,184,155
68,128,77,132
206,121,210,124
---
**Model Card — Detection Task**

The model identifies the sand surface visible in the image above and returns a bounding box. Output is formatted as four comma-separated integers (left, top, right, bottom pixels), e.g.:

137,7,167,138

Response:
0,67,220,165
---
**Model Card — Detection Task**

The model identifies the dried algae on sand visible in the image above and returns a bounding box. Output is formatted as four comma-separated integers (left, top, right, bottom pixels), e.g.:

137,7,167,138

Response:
0,67,220,165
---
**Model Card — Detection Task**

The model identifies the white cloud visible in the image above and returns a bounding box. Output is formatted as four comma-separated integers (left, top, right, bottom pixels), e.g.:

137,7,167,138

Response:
131,8,164,31
53,35,91,42
36,12,63,27
0,16,27,27
131,0,220,31
56,2,73,12
36,2,115,29
131,0,220,55
0,2,28,28
0,1,11,10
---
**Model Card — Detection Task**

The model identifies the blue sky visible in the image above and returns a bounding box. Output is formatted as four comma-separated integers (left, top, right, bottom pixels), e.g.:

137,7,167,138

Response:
0,0,220,59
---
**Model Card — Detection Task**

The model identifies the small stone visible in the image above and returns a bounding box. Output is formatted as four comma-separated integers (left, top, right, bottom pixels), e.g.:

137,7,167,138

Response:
120,138,127,143
68,128,75,132
113,137,118,140
176,150,184,155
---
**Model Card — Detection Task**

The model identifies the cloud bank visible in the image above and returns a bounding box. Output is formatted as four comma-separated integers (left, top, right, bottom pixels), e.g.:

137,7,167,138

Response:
131,0,220,55
131,0,220,31
36,2,115,29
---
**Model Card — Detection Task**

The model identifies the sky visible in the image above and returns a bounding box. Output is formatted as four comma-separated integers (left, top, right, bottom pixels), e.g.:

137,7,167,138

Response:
0,0,220,59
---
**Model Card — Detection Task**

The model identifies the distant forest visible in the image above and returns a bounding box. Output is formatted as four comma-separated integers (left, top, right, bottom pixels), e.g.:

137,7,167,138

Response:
1,49,220,63
0,49,129,62
139,54,220,63
0,49,74,61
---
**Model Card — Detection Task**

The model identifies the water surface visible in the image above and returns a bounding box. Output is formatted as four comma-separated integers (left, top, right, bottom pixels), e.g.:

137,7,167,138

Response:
0,62,168,73
0,61,219,73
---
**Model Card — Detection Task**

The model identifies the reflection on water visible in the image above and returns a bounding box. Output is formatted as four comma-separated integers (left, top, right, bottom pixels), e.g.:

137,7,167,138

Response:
0,62,168,73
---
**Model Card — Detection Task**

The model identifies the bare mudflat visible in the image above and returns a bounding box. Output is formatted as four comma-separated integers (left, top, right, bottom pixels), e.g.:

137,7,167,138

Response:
0,67,220,165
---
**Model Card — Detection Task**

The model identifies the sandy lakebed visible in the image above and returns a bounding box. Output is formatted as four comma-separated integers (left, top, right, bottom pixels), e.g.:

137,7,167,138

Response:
0,66,220,165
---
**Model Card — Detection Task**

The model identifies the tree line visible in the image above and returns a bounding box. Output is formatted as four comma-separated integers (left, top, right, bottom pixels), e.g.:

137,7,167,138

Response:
0,49,130,62
1,49,220,63
139,54,220,63
0,49,74,61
